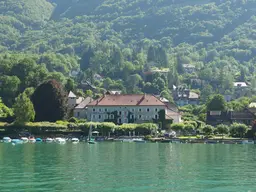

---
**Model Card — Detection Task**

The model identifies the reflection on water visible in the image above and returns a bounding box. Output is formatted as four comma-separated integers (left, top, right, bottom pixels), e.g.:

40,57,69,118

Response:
0,143,256,192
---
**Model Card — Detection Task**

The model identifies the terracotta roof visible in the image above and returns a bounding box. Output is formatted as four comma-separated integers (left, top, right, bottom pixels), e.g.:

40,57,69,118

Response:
75,97,93,109
87,94,165,106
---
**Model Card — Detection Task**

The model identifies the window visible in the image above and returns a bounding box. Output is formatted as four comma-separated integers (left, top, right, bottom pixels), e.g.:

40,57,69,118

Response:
99,115,101,119
105,108,108,112
93,108,96,112
118,118,122,124
132,109,135,112
77,112,80,117
130,115,134,119
92,115,95,119
105,114,108,119
139,115,142,119
147,108,150,112
155,108,158,112
139,108,142,112
119,111,122,115
99,108,102,112
155,115,158,119
110,114,114,119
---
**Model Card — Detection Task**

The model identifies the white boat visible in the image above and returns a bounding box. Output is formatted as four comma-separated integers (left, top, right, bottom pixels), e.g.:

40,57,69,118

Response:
133,138,146,143
21,137,29,143
242,140,254,144
3,137,11,143
122,139,133,143
55,137,66,144
71,138,79,143
45,138,53,143
12,139,23,144
29,137,36,143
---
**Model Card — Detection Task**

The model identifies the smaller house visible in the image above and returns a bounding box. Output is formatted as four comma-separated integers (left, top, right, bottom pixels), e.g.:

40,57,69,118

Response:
206,109,255,126
94,74,104,82
68,91,84,109
74,97,93,119
158,97,182,123
234,82,248,88
166,109,182,123
173,87,200,106
143,67,170,79
182,64,196,74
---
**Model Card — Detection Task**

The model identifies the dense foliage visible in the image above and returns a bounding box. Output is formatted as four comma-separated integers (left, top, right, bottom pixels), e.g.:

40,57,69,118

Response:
13,92,35,124
32,80,67,122
1,0,256,113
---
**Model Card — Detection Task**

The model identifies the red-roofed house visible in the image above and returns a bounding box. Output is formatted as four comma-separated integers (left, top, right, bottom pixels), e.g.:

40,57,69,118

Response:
86,94,167,124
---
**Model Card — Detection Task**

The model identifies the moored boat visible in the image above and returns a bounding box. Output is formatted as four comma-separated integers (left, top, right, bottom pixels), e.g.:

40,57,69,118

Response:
55,137,66,144
36,138,42,142
3,137,12,143
29,137,36,143
160,139,172,143
133,138,146,143
45,138,53,143
71,138,79,143
11,139,23,144
21,137,29,143
171,139,181,143
122,139,133,143
206,140,217,144
242,140,254,144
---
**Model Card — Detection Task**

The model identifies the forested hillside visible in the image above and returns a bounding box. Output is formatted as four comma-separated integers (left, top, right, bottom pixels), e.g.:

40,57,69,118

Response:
1,0,256,108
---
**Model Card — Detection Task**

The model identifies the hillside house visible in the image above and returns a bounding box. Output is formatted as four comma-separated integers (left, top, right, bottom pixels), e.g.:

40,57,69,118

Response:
173,87,200,106
206,109,255,126
183,64,196,74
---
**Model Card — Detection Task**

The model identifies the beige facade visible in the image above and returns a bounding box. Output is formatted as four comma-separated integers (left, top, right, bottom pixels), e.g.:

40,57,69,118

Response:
86,105,166,124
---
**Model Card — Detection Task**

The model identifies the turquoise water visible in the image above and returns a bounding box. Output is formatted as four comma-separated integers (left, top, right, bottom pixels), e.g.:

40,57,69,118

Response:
0,142,256,192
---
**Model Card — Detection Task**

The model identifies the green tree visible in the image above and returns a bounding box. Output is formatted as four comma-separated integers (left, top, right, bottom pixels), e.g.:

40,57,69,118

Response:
200,84,213,103
230,123,248,138
0,75,21,105
202,125,214,136
65,78,75,92
32,79,67,122
0,98,13,119
13,93,35,125
206,94,226,111
170,123,184,134
216,124,229,138
183,123,194,136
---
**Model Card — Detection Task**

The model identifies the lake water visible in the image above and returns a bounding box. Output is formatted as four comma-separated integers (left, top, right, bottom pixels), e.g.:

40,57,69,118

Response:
0,142,256,192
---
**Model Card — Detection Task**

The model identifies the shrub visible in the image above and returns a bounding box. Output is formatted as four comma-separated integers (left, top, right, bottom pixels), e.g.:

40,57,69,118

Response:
68,117,78,123
216,124,229,138
171,123,184,132
202,125,214,136
230,123,248,138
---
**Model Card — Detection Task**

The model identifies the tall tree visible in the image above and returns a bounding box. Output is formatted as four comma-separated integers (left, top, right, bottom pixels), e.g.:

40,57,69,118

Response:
32,80,67,122
200,84,213,103
13,92,35,125
80,47,94,71
147,46,155,63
